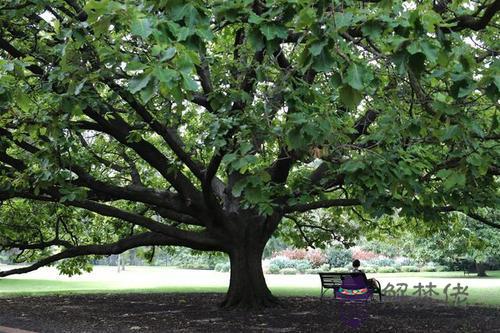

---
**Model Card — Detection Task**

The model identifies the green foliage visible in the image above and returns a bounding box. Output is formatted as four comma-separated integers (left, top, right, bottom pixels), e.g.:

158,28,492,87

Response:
367,257,396,267
56,257,93,277
400,265,419,272
294,260,312,273
420,266,437,272
214,262,230,272
267,264,281,274
324,246,352,268
377,266,398,273
268,256,298,270
435,265,449,272
0,0,498,285
279,268,298,275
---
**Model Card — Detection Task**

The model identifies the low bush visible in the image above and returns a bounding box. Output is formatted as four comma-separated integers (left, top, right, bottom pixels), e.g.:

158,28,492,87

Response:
306,249,327,268
305,268,321,274
269,256,296,270
368,257,396,267
280,268,298,275
319,264,330,272
325,246,352,268
420,266,436,272
435,265,449,272
362,266,377,273
181,261,211,270
276,248,307,260
214,262,230,272
377,266,398,273
400,265,419,272
397,257,417,266
267,264,281,274
351,247,378,261
295,260,312,273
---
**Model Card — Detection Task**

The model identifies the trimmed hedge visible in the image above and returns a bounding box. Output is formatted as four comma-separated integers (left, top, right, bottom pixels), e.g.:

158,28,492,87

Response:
400,265,419,272
435,265,449,272
362,266,377,273
420,266,436,272
268,264,281,274
280,268,298,275
377,266,398,273
214,262,230,272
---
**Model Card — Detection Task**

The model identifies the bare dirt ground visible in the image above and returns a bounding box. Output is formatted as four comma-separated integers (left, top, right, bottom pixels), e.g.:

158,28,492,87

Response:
0,293,499,333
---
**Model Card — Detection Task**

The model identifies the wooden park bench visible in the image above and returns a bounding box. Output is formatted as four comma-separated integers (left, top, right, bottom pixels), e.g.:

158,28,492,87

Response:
319,272,382,302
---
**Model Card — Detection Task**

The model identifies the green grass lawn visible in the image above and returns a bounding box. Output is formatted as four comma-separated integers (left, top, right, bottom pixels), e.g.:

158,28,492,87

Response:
1,271,499,307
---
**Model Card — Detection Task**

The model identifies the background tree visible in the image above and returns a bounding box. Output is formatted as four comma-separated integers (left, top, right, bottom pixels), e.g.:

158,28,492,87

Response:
376,210,500,276
0,0,498,308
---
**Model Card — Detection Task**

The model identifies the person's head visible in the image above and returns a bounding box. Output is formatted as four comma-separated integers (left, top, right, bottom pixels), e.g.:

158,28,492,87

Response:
352,259,360,268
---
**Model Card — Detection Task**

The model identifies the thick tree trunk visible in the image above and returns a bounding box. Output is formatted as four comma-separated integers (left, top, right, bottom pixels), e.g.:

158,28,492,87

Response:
476,262,487,277
220,225,278,309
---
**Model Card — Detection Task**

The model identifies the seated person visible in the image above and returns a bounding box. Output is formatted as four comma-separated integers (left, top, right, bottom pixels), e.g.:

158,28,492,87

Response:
352,259,380,290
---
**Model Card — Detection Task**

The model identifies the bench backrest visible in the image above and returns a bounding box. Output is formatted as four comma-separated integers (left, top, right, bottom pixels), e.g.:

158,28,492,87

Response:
319,272,369,289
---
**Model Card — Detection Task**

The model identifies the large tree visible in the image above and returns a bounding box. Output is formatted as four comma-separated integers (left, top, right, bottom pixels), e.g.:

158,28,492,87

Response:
0,0,498,308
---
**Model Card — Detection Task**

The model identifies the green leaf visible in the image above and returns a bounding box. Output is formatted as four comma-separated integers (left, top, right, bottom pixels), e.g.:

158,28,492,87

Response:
182,74,199,91
361,21,383,39
74,79,87,95
420,40,438,63
248,13,264,24
443,172,466,190
232,179,247,197
128,74,152,94
441,125,461,141
286,127,305,150
14,91,31,112
247,28,265,51
342,159,365,172
259,23,288,40
140,81,156,103
311,49,335,72
309,40,328,56
154,67,178,87
333,12,353,30
295,7,316,29
222,153,238,165
131,18,153,38
160,47,177,62
345,63,364,90
339,85,362,110
126,61,148,71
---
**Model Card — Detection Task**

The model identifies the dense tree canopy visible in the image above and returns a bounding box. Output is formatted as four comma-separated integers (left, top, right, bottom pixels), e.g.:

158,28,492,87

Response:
0,0,499,307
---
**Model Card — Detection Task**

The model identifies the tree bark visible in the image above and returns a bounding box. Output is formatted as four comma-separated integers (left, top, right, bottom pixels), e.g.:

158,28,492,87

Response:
476,262,488,277
220,223,278,309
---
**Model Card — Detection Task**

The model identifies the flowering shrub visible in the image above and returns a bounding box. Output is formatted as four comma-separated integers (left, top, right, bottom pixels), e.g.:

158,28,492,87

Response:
351,247,378,261
274,248,307,260
305,249,327,268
